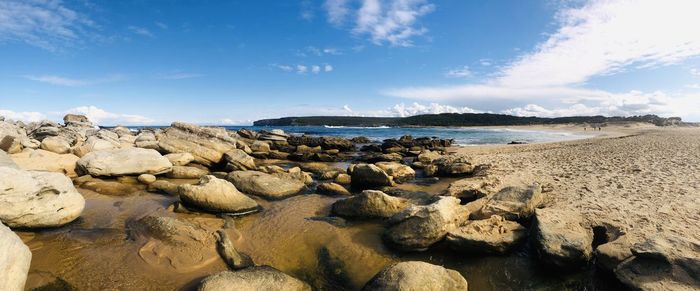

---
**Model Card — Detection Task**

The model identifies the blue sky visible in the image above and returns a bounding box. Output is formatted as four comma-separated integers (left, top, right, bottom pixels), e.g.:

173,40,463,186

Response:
1,0,700,125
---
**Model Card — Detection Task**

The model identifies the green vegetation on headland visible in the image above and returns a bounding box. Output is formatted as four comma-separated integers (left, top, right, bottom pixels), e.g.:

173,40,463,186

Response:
253,113,684,127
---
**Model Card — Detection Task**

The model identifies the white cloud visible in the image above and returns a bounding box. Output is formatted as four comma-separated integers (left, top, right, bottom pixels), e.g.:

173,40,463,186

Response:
691,68,700,76
479,59,492,66
272,64,294,72
128,25,153,37
296,65,308,74
324,64,334,72
324,0,435,46
64,106,154,125
388,102,480,117
0,109,47,123
0,0,95,51
274,63,334,74
311,65,321,74
685,84,700,89
24,74,125,87
445,66,471,78
155,71,202,80
343,105,353,113
155,22,168,29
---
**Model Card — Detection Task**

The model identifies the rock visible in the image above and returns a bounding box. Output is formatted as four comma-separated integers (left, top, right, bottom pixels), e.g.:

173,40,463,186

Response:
375,162,415,183
445,177,498,201
284,167,314,185
40,136,71,154
237,128,258,139
158,122,239,166
595,235,633,273
147,180,179,195
350,164,394,190
76,176,140,196
334,173,351,185
23,271,74,291
77,148,173,176
351,136,371,143
10,149,80,177
166,166,209,179
198,266,312,291
0,167,85,228
138,174,157,184
72,136,117,157
532,208,593,270
317,182,351,196
332,190,410,219
360,152,403,163
321,136,355,151
250,141,270,152
446,215,527,254
384,197,467,251
362,261,468,291
227,170,305,200
222,149,256,171
178,175,259,214
296,145,322,154
163,152,194,166
112,126,132,137
63,114,92,127
0,222,32,291
615,234,700,291
471,185,543,220
216,229,254,270
434,154,474,176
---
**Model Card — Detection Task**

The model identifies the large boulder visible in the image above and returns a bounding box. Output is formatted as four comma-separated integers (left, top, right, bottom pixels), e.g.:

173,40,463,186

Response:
0,222,32,291
40,136,71,154
332,190,410,219
384,197,467,251
362,261,468,291
10,149,80,177
595,235,633,273
158,122,239,166
532,208,593,270
0,167,85,228
178,175,259,214
164,152,195,166
446,215,527,254
198,266,312,291
350,163,394,190
615,234,700,291
471,185,543,220
375,162,415,184
77,148,173,176
63,114,93,127
72,136,117,157
433,154,474,176
222,149,256,171
227,170,305,200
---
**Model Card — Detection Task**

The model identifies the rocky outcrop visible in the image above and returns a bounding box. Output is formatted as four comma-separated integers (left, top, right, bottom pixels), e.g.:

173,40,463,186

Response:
332,190,410,219
532,208,593,270
384,197,467,251
0,166,85,228
375,162,415,184
222,149,256,171
227,170,305,200
10,149,80,177
446,215,527,254
157,122,240,166
0,222,32,291
471,185,543,220
362,261,467,291
178,175,259,214
615,234,700,291
350,163,394,190
198,266,312,291
77,148,173,176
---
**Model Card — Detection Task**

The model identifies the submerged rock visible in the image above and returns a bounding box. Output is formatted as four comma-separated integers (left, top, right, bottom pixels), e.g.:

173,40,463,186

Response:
178,175,259,214
350,163,394,190
384,196,467,251
198,266,312,291
471,185,543,220
0,222,32,291
76,176,140,196
332,190,410,219
77,148,173,176
615,234,700,291
362,261,468,291
227,170,305,200
446,215,527,254
532,208,593,270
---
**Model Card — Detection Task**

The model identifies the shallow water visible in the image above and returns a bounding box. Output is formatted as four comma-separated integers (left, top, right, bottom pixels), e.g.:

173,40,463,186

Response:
18,172,623,290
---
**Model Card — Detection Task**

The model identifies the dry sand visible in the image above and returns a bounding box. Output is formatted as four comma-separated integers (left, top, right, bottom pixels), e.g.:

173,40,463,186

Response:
454,123,700,243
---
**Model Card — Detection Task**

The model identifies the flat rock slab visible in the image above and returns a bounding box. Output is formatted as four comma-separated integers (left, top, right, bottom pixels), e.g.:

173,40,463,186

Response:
446,215,527,254
178,175,259,214
472,185,543,221
332,190,410,219
227,170,305,200
77,148,172,176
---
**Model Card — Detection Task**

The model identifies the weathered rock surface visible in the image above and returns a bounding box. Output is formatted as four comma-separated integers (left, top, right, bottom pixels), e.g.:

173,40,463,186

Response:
11,149,80,177
137,174,157,184
147,180,180,195
446,215,527,254
227,170,305,200
445,177,498,201
335,173,351,185
615,234,700,291
158,122,239,166
471,185,543,220
532,208,593,269
351,163,394,190
198,266,312,291
0,222,32,291
164,152,195,166
384,197,467,251
40,136,71,154
166,165,209,179
375,162,415,184
75,176,140,196
317,182,351,196
77,148,173,176
178,175,259,214
332,190,410,219
433,154,475,176
595,234,633,273
0,166,85,228
222,149,256,171
362,261,468,291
